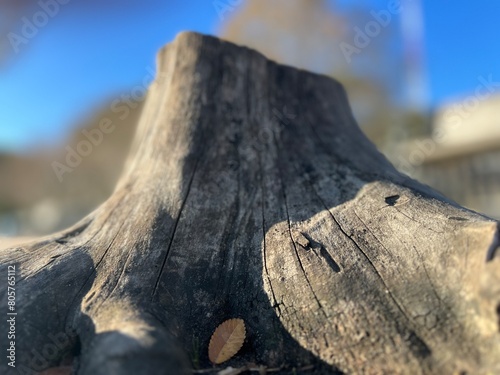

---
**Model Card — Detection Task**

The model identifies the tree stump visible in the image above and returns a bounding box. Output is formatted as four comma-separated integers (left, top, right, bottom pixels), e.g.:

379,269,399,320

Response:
1,32,499,375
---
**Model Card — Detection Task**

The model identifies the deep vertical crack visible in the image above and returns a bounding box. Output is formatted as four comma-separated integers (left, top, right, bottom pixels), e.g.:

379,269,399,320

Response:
152,156,201,297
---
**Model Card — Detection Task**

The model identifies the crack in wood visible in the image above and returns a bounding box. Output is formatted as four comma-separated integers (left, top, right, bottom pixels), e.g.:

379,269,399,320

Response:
273,130,327,317
152,156,201,297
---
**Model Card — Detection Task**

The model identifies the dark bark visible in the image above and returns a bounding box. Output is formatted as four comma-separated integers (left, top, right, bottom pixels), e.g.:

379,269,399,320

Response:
1,32,499,375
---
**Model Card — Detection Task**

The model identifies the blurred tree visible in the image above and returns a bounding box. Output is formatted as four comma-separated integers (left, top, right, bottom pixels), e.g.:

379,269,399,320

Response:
0,99,142,236
219,0,408,148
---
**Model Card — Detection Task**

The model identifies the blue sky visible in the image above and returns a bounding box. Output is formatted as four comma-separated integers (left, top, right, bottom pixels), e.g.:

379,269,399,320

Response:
0,0,499,153
423,1,500,103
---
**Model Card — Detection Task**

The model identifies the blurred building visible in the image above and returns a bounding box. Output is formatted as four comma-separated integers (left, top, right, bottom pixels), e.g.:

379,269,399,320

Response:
403,95,500,219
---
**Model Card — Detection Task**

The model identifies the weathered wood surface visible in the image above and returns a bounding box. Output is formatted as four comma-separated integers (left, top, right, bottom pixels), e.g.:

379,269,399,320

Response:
0,32,499,375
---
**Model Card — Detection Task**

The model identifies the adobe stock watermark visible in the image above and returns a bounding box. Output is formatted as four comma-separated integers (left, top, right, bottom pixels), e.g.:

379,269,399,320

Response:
8,0,72,54
51,66,166,183
394,74,500,175
339,0,404,63
14,328,73,375
6,265,17,370
212,0,243,21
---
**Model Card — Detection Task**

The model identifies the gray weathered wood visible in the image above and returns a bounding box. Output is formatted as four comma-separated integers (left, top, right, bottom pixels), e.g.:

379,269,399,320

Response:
1,32,499,375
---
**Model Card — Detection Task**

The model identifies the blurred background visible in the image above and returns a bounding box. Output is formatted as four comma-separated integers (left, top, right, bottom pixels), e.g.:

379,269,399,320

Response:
1,0,499,242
